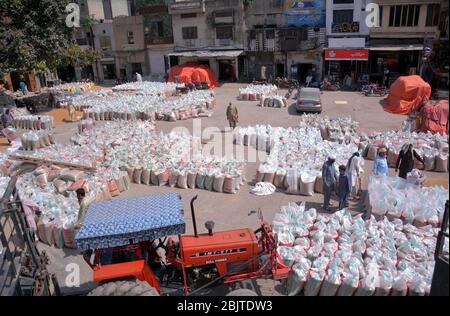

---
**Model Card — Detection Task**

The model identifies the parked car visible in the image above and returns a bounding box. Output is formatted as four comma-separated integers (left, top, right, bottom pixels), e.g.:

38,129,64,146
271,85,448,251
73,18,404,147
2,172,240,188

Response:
296,87,322,113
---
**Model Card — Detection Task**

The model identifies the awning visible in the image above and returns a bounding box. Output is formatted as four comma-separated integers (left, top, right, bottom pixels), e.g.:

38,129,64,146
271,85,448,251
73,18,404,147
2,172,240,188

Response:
369,45,424,51
168,50,244,58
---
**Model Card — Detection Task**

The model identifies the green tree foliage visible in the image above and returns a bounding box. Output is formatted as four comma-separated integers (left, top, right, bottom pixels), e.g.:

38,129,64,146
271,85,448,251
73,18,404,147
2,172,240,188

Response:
59,44,103,69
0,0,73,74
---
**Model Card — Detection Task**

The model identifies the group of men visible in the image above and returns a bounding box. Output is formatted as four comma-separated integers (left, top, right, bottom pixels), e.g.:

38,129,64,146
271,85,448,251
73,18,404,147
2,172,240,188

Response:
322,143,424,212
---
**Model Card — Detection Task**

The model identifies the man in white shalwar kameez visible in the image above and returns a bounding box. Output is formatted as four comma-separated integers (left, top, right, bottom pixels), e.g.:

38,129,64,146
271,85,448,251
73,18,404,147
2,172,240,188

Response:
346,152,364,199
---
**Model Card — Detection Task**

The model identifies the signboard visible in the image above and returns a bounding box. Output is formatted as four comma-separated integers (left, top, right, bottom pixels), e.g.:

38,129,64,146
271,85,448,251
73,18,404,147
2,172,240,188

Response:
284,0,325,27
286,0,324,11
325,49,369,61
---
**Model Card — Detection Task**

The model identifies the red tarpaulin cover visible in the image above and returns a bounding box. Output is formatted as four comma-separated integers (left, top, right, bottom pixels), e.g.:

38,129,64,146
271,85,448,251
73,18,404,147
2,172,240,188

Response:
167,63,218,88
384,75,431,115
420,100,449,135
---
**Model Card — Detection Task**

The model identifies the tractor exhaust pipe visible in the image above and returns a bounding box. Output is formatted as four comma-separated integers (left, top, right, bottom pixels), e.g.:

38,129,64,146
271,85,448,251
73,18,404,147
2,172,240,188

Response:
191,195,199,238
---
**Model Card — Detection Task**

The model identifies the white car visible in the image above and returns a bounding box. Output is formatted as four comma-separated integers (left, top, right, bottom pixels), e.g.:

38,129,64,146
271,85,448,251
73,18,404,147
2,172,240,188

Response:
296,88,322,113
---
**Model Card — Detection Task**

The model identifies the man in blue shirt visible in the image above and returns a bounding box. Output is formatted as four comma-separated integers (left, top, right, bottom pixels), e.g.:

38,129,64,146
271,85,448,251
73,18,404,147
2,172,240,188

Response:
373,147,389,176
338,165,351,210
322,156,338,211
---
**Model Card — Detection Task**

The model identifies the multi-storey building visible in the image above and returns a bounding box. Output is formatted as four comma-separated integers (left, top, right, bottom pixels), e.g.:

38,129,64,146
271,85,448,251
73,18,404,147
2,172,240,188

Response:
368,0,441,85
324,0,371,84
245,0,326,82
167,0,246,81
140,0,175,81
74,0,132,82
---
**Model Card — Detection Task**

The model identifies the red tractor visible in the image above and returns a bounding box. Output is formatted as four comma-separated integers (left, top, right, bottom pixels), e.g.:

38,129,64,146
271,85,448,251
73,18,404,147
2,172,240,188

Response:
76,193,288,296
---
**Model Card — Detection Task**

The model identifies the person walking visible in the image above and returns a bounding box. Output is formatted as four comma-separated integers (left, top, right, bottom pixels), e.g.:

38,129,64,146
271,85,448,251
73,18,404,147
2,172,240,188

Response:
322,156,338,211
338,165,351,210
395,143,424,179
226,102,239,130
346,152,364,200
373,147,389,176
67,100,76,122
74,188,90,230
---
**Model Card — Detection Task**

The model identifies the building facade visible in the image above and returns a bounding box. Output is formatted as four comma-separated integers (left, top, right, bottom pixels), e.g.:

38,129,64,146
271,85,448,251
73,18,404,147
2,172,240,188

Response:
324,0,370,85
369,0,441,85
74,0,132,82
166,0,246,81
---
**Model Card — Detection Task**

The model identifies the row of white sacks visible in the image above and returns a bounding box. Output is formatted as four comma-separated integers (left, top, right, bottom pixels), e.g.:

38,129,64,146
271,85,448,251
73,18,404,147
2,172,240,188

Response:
239,84,278,101
274,203,443,296
71,121,246,194
21,130,56,151
74,90,216,122
259,95,288,108
234,122,360,194
12,115,53,130
111,81,177,95
367,176,448,228
362,131,449,173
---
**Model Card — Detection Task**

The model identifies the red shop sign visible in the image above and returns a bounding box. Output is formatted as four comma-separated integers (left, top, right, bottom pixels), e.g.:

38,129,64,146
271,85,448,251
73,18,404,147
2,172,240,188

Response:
325,49,369,61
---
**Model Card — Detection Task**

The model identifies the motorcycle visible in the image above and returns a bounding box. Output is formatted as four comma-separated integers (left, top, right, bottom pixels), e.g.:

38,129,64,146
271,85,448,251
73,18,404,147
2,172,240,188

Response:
363,83,388,97
320,79,340,91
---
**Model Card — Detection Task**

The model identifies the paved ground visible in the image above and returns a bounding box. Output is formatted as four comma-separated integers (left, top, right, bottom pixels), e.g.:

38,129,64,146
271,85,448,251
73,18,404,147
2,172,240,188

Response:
37,83,448,296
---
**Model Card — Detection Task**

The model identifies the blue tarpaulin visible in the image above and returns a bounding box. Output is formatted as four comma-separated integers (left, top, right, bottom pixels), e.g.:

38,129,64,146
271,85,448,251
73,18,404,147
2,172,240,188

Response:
75,193,185,250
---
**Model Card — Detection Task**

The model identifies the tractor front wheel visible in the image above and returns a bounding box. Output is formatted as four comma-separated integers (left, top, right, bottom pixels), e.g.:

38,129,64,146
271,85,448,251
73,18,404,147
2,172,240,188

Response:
88,280,159,296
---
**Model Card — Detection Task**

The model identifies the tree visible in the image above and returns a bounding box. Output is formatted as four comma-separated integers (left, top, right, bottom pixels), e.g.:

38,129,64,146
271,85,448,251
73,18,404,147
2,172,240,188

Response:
0,0,73,75
59,44,103,69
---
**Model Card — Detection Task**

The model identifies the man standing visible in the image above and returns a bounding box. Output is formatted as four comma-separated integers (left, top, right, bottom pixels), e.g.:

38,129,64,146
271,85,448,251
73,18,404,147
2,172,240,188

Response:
338,165,351,210
136,72,143,82
373,147,389,176
74,188,90,230
226,102,239,130
322,156,338,211
395,143,424,179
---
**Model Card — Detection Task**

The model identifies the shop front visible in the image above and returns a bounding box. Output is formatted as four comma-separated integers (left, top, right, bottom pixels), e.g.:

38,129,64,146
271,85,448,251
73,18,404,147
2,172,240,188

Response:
168,50,244,82
368,46,422,86
324,49,369,88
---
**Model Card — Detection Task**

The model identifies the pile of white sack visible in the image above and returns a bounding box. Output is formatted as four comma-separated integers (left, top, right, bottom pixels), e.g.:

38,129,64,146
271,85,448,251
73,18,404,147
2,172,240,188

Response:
259,95,288,108
274,203,442,296
77,118,95,134
71,121,246,194
235,117,361,195
20,130,56,151
367,176,448,228
13,115,53,130
112,81,177,96
16,164,130,248
49,82,96,94
239,84,278,101
362,130,449,173
74,90,215,122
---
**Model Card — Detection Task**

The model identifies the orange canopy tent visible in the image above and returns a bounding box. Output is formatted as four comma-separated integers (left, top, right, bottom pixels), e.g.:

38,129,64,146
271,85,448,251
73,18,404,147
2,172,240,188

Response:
384,75,431,115
167,63,218,88
420,100,449,135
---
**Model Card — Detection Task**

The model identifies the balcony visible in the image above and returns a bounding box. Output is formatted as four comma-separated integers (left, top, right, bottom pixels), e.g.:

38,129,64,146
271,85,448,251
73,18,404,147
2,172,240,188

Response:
168,0,205,14
145,36,174,45
214,10,234,25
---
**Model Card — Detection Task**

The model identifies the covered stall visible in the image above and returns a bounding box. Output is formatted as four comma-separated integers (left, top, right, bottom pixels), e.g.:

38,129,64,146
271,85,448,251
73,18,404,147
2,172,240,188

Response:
167,63,219,88
384,75,431,115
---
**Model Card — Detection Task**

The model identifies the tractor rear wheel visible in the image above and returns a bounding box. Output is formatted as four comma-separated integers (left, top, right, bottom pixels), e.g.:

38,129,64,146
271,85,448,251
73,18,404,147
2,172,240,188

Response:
226,289,258,296
88,280,159,296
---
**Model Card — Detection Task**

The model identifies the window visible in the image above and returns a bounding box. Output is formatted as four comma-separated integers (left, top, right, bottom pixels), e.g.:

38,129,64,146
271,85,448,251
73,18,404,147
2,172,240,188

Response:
333,10,353,24
215,11,233,18
216,26,233,40
127,31,134,44
103,0,112,20
334,0,353,3
270,0,282,9
249,30,256,40
182,26,198,39
426,4,440,27
389,5,420,27
181,13,197,18
99,36,111,50
265,29,275,39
